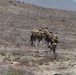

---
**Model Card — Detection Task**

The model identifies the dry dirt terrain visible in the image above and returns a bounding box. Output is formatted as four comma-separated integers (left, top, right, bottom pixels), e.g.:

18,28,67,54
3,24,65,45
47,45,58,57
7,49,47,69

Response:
0,0,76,75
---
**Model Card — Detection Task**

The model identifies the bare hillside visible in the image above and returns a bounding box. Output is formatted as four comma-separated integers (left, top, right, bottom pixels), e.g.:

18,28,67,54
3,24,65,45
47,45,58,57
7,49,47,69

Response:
0,0,76,75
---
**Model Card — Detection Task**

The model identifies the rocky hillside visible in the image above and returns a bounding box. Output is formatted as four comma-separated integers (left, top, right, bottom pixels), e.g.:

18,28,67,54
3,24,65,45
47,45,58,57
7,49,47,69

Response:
0,0,76,75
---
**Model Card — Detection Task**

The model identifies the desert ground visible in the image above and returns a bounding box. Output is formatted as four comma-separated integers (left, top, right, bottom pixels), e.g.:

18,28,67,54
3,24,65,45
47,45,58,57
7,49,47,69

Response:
0,0,76,75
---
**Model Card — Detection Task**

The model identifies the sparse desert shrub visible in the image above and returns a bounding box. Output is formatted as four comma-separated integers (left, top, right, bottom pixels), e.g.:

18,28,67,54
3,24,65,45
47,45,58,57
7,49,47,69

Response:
17,1,21,3
0,50,7,56
30,17,38,21
8,68,20,75
14,3,17,6
22,2,25,4
9,1,13,3
54,73,62,75
40,17,46,19
0,52,6,56
61,19,66,22
74,33,76,36
15,43,20,47
9,55,20,61
49,16,53,18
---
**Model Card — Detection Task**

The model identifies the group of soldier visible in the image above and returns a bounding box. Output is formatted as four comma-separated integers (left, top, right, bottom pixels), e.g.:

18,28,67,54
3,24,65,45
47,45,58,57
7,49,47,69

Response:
30,26,58,56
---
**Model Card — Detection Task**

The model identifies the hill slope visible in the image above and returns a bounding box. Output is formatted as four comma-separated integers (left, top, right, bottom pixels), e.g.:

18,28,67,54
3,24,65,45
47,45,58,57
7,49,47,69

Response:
0,0,76,49
0,0,76,75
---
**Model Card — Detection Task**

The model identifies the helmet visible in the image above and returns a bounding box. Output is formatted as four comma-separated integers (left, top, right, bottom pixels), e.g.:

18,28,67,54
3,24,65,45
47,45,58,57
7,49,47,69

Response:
45,26,48,29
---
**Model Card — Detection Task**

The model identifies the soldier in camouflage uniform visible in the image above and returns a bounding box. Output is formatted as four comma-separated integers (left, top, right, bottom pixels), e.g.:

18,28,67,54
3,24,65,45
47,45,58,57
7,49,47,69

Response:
42,26,49,35
30,28,44,46
49,34,58,57
44,30,58,57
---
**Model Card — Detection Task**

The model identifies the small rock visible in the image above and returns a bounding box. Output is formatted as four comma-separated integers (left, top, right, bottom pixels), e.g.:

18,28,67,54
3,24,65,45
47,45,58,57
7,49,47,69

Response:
11,61,21,67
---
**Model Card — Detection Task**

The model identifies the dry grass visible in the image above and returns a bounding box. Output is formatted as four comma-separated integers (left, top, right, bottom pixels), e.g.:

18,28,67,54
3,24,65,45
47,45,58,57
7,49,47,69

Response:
0,0,76,75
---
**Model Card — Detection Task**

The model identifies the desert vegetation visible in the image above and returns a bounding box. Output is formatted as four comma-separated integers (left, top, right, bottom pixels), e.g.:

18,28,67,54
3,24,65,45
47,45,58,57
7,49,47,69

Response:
0,0,76,75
